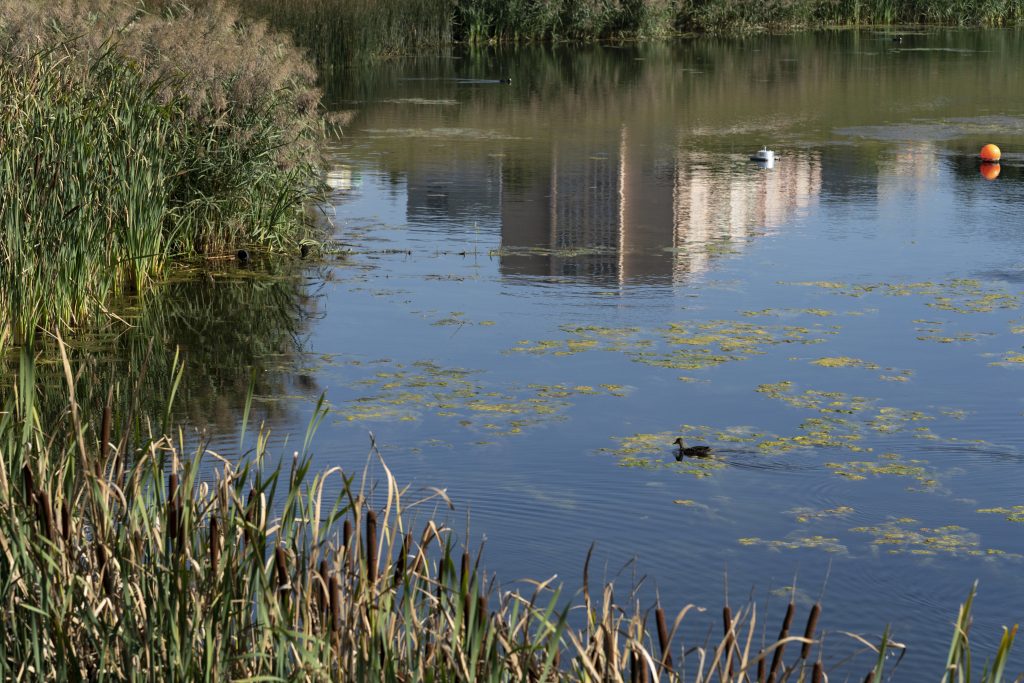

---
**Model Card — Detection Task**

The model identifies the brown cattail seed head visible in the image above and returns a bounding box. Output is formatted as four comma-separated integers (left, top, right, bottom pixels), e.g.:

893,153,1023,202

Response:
655,605,673,671
768,601,796,683
802,603,821,660
209,516,220,575
329,572,341,632
365,510,377,584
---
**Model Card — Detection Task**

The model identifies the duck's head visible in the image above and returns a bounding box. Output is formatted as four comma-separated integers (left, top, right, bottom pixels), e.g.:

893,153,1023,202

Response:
673,437,684,446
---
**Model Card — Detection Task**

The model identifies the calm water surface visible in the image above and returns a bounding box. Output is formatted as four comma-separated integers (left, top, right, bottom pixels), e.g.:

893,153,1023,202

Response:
122,30,1024,677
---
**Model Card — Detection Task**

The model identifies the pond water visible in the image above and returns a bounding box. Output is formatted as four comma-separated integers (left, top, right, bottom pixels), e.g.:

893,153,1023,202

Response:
308,30,1024,676
48,29,1024,678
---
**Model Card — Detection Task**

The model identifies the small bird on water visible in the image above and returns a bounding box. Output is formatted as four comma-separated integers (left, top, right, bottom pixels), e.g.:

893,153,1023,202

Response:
673,437,712,460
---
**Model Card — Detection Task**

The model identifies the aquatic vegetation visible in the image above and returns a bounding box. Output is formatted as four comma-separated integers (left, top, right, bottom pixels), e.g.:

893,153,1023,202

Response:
0,1,323,351
788,506,855,523
634,320,834,370
757,378,946,454
510,325,646,356
915,319,987,343
825,454,938,488
604,431,729,476
850,520,1012,557
990,352,1024,366
742,308,836,317
738,535,846,553
784,279,1021,314
811,356,880,369
336,360,624,435
977,506,1024,523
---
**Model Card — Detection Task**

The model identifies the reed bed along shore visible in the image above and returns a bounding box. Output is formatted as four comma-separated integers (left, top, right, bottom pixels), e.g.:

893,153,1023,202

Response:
0,0,324,353
235,0,1024,62
0,346,1019,681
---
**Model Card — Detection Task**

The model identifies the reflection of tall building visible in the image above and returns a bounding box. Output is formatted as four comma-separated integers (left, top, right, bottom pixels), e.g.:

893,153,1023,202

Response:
672,152,822,278
499,130,821,283
406,157,503,229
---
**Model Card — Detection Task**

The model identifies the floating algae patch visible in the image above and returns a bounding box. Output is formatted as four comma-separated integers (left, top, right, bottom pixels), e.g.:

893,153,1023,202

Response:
602,430,729,477
490,245,618,258
850,520,1012,557
631,320,836,371
811,356,880,369
336,361,625,435
783,279,1021,315
990,352,1024,367
753,382,948,454
914,319,987,344
737,535,846,553
509,325,647,357
742,308,837,318
787,506,855,523
825,453,938,489
977,506,1024,523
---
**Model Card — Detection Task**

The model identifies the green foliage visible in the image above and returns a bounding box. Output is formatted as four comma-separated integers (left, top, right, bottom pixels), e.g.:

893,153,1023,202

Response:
0,1,324,353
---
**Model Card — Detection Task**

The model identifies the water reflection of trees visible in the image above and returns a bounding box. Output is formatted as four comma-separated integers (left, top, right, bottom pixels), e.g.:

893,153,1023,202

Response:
325,30,1024,282
7,262,323,437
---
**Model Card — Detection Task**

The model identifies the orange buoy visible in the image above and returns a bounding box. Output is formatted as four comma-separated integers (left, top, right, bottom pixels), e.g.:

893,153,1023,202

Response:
980,162,1001,181
980,143,1001,162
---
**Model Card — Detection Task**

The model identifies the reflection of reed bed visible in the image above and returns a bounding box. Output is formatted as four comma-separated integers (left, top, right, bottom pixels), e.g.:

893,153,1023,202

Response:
234,0,1022,63
238,0,452,65
9,263,320,436
0,1,322,355
1,352,1017,680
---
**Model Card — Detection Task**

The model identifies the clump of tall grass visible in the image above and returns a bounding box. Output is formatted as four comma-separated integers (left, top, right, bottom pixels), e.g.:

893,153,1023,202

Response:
0,0,323,351
1,346,1019,680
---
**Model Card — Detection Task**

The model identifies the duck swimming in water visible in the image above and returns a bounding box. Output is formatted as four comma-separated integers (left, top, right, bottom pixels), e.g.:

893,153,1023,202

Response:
673,437,712,460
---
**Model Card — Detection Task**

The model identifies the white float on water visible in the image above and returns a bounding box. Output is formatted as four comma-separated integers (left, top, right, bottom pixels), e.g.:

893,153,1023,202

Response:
750,147,775,164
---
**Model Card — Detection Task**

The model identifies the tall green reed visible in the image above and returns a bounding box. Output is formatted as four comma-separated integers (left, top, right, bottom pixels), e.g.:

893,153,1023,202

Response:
0,54,171,348
0,1,324,356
